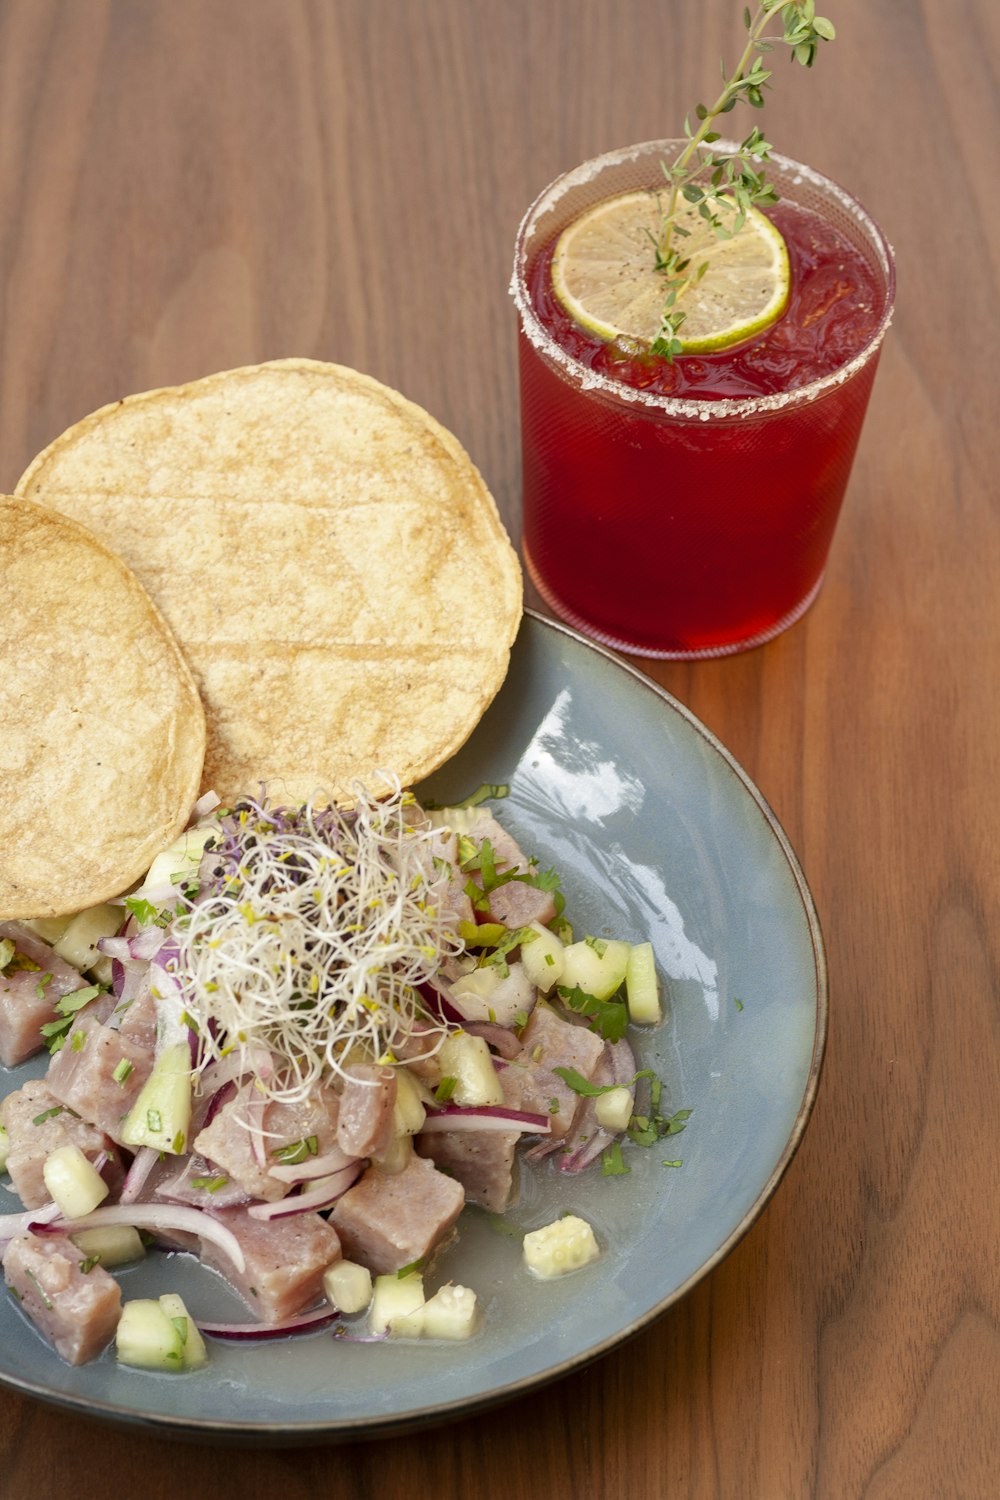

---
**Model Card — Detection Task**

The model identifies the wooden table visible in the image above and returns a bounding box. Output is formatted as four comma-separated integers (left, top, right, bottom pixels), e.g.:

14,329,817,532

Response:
1,3,997,1495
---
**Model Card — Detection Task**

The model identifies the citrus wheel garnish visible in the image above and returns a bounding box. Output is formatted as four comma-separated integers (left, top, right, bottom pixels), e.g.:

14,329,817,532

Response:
551,188,790,354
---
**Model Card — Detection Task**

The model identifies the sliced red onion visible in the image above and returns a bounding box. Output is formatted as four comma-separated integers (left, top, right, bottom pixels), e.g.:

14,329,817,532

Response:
197,1045,275,1099
268,1147,356,1184
119,1145,160,1205
48,1204,245,1273
189,790,221,822
419,1105,551,1135
247,1165,361,1220
129,925,169,961
0,1201,61,1245
556,1037,639,1173
198,1079,236,1131
98,935,132,962
463,1021,522,1059
523,1137,563,1162
196,1303,337,1341
245,1092,268,1168
416,980,465,1027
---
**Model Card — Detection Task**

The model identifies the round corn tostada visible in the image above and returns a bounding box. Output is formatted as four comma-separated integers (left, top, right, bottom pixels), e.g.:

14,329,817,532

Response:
0,496,206,919
16,359,523,805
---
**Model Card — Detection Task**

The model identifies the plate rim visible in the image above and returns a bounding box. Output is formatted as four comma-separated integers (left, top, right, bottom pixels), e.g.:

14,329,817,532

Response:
0,609,828,1443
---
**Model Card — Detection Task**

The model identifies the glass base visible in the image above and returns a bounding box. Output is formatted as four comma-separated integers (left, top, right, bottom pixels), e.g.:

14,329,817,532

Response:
523,545,826,660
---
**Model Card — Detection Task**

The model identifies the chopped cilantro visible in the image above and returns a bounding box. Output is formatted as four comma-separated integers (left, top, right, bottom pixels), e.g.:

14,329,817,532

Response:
34,972,53,999
734,996,745,1012
273,1135,318,1165
434,1076,457,1104
124,896,169,928
600,1142,630,1177
191,1174,229,1193
425,783,509,810
32,1106,64,1126
556,983,629,1043
24,1269,53,1310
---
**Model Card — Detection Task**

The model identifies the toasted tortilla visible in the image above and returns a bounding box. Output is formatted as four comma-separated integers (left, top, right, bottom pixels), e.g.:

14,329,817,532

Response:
16,360,522,804
0,497,206,918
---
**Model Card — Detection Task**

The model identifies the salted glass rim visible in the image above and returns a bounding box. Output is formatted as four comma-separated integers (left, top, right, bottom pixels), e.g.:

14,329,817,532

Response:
510,138,896,423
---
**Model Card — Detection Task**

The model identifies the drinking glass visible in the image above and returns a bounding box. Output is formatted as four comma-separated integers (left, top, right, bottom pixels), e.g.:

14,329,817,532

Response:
512,140,896,658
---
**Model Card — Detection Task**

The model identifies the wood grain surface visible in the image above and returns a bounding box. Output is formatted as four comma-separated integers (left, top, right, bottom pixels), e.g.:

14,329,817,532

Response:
1,2,997,1496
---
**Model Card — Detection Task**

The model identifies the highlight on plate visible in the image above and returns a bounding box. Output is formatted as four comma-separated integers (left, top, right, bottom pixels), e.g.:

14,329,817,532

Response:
0,361,677,1375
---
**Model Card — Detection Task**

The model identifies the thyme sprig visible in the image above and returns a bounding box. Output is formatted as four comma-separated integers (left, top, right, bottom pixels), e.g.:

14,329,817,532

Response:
652,0,835,357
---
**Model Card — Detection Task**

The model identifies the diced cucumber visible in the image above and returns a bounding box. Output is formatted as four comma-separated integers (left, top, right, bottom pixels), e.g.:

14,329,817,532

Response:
70,1224,146,1267
120,1041,192,1154
559,938,631,1000
594,1086,634,1133
392,1068,427,1137
625,941,662,1024
421,1284,478,1340
523,1214,600,1278
519,921,565,993
449,967,501,1005
53,904,122,974
370,1271,425,1336
425,807,486,836
42,1144,109,1218
437,1032,504,1106
323,1258,373,1315
116,1299,186,1371
141,826,216,895
24,916,72,945
157,1292,208,1370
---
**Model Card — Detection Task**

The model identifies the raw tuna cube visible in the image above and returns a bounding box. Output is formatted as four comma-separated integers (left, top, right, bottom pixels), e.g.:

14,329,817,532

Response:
45,1014,154,1145
0,1078,123,1208
504,1002,605,1140
417,1127,519,1212
200,1207,341,1323
115,976,158,1051
330,1152,464,1274
336,1065,396,1159
0,923,94,1066
467,816,557,928
2,1231,121,1364
193,1084,340,1202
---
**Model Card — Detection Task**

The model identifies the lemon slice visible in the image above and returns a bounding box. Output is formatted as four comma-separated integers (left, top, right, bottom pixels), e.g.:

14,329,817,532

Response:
551,188,790,354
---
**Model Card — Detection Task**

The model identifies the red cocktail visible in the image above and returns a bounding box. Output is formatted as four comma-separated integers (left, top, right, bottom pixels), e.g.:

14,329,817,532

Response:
512,141,895,658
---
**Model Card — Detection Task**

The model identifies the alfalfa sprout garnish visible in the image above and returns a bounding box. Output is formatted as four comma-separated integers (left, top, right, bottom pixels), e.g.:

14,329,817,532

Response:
173,777,463,1103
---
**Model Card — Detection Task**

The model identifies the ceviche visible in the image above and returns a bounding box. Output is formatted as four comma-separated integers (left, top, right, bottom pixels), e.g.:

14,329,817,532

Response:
0,780,676,1371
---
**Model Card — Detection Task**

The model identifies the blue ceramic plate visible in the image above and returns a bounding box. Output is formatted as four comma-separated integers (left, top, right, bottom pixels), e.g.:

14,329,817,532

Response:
0,611,826,1443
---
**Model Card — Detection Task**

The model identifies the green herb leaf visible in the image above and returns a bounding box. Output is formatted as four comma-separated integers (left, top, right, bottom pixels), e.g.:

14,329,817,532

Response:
272,1135,318,1165
124,896,169,928
32,1106,64,1126
600,1142,630,1176
191,1174,230,1193
434,1076,457,1104
556,984,629,1043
